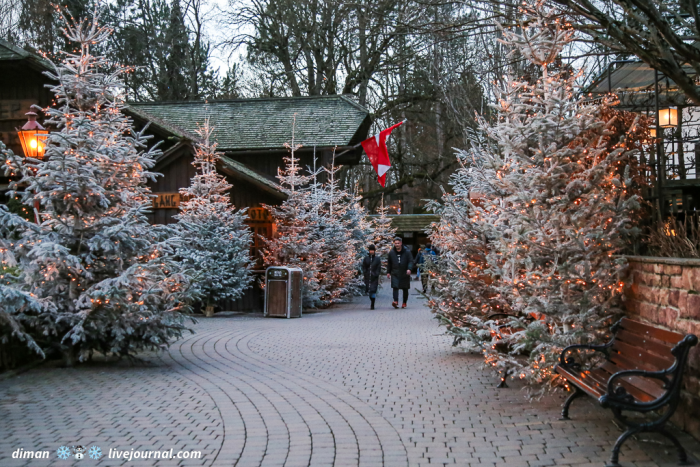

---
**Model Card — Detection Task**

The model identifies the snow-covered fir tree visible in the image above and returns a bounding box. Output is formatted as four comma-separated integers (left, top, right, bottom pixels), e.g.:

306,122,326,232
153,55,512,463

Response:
428,1,641,387
344,184,374,295
174,118,253,312
263,127,374,307
262,117,325,307
314,157,360,305
0,141,47,360
0,8,194,365
370,194,397,258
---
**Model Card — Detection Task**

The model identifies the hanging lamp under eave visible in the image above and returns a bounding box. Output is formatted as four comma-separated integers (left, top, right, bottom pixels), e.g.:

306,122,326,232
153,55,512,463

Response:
17,111,49,160
658,107,678,128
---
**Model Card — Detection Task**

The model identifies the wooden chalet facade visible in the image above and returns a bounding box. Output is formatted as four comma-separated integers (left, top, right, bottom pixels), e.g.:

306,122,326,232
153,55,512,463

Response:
0,39,54,194
0,45,372,312
127,98,371,312
125,96,371,225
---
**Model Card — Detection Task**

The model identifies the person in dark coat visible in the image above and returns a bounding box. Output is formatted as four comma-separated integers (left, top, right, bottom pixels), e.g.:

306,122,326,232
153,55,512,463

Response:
362,245,382,309
386,237,414,308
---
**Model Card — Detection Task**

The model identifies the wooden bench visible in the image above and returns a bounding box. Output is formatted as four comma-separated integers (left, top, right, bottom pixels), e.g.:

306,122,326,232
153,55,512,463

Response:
555,317,697,467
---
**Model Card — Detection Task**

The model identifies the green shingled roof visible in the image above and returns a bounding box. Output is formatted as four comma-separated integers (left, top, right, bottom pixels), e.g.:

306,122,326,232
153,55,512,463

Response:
0,39,53,71
368,214,439,233
127,95,370,151
219,155,285,197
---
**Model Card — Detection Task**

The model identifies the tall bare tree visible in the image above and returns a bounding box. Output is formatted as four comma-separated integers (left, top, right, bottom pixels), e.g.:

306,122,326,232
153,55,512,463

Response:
548,0,700,104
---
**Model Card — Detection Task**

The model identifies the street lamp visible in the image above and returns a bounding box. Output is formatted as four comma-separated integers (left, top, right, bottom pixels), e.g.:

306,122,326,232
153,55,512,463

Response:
658,107,678,128
17,111,48,160
15,109,47,224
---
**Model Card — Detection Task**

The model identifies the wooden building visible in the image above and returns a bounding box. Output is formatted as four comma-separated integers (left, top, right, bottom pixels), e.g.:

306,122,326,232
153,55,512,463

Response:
368,214,439,254
587,61,700,215
125,96,371,224
0,44,373,311
0,39,54,194
126,97,371,311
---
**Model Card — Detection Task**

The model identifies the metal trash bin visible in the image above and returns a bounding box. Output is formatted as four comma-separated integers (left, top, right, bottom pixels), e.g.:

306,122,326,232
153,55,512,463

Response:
264,266,303,318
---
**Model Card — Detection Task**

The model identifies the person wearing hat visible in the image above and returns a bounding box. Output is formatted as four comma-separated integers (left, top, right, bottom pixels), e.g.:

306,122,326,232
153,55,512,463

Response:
386,237,414,308
362,244,382,309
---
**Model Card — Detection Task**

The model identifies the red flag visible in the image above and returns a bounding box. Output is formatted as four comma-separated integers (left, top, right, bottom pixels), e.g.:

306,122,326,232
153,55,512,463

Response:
361,120,405,187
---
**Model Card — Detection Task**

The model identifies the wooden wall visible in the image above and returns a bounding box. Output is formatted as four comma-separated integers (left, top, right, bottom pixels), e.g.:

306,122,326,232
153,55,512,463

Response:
229,147,335,182
0,61,53,201
0,62,53,157
146,145,283,225
145,144,282,312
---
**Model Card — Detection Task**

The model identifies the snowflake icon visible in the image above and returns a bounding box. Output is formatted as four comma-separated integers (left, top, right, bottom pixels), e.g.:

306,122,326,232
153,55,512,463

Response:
88,446,102,460
56,446,71,460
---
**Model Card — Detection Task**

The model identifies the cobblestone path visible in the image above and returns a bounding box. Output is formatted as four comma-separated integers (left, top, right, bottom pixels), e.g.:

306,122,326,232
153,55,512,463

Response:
1,284,699,467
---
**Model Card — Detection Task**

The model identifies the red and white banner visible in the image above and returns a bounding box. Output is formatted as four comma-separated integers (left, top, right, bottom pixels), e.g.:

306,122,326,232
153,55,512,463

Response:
360,120,405,187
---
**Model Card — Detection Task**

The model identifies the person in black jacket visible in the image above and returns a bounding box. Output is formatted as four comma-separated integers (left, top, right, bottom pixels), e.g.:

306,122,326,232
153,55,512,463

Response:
386,237,414,308
362,244,382,309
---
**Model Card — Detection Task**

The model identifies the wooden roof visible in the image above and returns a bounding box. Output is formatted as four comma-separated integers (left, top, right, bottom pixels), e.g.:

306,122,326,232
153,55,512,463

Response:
0,39,53,72
126,95,371,152
368,214,439,232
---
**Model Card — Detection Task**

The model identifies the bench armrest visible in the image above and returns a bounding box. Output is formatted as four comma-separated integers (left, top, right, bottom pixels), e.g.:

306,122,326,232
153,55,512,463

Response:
559,318,625,367
600,368,673,409
559,340,614,366
601,334,698,409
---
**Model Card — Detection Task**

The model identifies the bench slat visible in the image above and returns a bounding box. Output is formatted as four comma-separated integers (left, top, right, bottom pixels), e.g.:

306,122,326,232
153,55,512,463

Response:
610,350,662,373
611,340,675,370
620,318,684,346
616,329,673,360
589,368,656,403
555,366,604,398
599,361,666,399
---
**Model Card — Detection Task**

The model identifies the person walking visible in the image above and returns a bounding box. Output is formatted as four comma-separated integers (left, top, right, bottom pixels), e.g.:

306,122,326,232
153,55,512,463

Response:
417,243,437,293
386,237,414,308
362,244,382,310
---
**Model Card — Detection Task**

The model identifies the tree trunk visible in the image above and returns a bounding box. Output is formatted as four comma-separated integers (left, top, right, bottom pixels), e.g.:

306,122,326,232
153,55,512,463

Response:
61,346,78,367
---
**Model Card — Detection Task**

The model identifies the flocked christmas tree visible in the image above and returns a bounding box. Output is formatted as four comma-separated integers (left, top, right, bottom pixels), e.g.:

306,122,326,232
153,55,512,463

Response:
263,121,373,307
370,194,397,258
262,116,325,307
174,118,253,313
428,0,641,387
0,7,194,365
314,156,362,305
344,183,375,295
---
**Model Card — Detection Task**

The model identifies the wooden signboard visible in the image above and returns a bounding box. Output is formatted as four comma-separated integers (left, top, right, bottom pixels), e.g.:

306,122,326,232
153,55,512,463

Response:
247,207,272,223
152,193,181,209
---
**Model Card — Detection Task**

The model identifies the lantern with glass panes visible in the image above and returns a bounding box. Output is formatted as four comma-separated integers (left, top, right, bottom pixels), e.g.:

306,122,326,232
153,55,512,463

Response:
15,108,48,223
658,107,678,128
16,110,48,160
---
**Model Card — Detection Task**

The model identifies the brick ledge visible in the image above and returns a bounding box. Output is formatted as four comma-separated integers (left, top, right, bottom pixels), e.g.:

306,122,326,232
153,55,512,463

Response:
625,255,700,267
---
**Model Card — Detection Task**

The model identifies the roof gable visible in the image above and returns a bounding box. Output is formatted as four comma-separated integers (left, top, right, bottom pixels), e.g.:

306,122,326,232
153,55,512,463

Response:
0,39,53,72
127,95,370,151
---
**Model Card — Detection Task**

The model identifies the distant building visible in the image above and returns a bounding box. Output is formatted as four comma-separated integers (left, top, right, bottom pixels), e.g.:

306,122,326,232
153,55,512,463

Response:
126,96,371,225
368,214,439,254
0,42,372,311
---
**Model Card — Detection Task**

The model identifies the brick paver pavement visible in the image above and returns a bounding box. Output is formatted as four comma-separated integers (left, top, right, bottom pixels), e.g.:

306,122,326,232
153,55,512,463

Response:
1,282,699,466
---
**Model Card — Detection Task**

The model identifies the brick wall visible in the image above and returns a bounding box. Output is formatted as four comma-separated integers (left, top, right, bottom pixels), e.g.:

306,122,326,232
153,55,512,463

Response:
624,256,700,440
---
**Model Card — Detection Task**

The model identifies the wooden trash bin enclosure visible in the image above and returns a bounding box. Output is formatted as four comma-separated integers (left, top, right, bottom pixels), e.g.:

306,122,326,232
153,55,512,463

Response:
264,267,303,318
